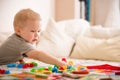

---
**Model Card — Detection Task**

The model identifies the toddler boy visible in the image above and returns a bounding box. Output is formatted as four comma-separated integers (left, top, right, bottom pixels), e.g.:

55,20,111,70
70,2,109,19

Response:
0,9,66,66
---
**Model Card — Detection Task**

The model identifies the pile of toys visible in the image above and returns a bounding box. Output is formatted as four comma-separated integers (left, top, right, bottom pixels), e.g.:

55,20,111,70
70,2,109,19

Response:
0,58,120,80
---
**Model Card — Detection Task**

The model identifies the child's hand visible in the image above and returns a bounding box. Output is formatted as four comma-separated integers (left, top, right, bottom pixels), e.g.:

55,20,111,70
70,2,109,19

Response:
59,61,68,67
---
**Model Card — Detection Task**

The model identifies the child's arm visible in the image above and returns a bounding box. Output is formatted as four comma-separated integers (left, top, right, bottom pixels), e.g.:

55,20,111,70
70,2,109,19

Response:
25,50,67,67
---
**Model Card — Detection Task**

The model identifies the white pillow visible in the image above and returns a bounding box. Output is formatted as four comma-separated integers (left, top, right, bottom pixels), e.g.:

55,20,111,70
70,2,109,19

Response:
70,35,120,62
37,18,74,57
57,19,90,40
84,25,120,39
0,32,13,45
70,36,105,59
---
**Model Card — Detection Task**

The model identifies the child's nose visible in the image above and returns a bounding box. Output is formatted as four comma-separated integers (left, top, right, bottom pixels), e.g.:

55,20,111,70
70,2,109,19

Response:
35,32,39,37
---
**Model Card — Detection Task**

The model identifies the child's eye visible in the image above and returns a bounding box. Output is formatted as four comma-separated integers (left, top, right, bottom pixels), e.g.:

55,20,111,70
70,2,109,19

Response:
38,30,42,33
31,30,35,32
38,30,40,32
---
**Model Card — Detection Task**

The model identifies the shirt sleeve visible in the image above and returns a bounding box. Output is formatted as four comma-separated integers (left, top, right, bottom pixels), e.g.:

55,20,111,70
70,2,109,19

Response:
19,43,35,56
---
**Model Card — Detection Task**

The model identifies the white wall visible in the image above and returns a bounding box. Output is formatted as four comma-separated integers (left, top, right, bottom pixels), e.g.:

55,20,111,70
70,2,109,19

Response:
0,0,55,32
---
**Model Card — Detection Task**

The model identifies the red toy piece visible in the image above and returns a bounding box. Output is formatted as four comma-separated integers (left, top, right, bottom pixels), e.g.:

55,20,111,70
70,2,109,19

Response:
50,73,61,79
29,63,34,67
44,68,49,70
59,66,65,70
61,58,67,62
115,71,120,75
87,64,120,70
19,59,25,64
72,70,89,74
22,64,29,69
0,69,5,74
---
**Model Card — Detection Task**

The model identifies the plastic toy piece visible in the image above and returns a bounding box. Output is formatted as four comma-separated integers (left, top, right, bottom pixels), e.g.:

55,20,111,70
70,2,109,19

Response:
23,72,48,78
19,59,25,64
11,73,35,79
68,61,74,65
0,69,5,74
47,76,57,80
63,65,67,70
54,65,58,68
52,67,58,73
62,72,82,79
7,63,16,68
38,67,45,71
67,65,72,69
42,70,52,74
30,68,36,72
0,69,10,74
4,70,10,74
29,63,34,67
22,77,34,80
0,76,19,80
22,64,29,69
32,62,38,67
61,58,67,62
58,70,63,73
115,71,120,75
77,66,87,70
48,66,53,71
50,73,62,79
99,78,112,80
87,64,120,70
72,70,89,74
59,66,64,70
35,74,48,78
17,64,23,68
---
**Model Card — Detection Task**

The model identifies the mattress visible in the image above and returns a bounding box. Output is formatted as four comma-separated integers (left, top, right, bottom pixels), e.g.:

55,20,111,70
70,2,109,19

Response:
24,58,120,67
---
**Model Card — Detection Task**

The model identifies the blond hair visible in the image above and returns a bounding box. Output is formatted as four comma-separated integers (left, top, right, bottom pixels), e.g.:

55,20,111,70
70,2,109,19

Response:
13,8,41,29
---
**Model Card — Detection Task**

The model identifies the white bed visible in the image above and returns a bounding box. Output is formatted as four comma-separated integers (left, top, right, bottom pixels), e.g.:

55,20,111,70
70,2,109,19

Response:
0,18,120,66
23,58,120,67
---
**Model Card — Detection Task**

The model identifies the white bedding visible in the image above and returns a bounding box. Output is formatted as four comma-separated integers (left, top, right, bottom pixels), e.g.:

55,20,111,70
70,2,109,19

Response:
0,58,119,77
24,58,120,67
0,18,120,65
68,58,120,66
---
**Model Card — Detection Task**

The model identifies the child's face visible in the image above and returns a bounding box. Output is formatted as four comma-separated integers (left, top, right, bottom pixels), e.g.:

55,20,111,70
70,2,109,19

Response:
18,20,41,44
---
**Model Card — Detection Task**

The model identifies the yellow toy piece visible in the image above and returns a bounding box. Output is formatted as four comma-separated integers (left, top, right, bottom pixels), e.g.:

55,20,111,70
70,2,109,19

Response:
68,61,74,66
42,70,52,74
77,66,87,70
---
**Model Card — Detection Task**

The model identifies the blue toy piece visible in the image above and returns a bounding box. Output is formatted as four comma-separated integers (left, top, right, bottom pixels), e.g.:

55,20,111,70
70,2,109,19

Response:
67,65,72,69
7,63,16,68
4,70,10,74
17,64,23,68
52,67,58,73
80,67,85,70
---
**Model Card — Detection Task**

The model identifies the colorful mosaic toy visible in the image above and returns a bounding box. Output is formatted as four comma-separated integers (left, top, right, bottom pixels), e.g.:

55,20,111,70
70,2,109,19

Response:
0,58,120,80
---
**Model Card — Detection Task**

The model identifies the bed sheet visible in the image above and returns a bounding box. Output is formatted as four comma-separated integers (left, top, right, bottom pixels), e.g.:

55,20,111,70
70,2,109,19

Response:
0,58,119,80
24,58,120,67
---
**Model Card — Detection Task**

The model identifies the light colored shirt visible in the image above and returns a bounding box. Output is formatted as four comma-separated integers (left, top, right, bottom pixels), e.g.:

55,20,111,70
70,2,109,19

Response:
0,33,35,65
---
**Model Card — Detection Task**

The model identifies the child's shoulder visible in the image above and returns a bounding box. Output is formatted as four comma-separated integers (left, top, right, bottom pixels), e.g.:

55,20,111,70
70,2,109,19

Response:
5,33,26,45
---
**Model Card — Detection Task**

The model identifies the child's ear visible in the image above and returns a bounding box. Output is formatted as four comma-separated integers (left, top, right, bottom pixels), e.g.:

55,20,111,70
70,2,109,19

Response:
15,26,21,35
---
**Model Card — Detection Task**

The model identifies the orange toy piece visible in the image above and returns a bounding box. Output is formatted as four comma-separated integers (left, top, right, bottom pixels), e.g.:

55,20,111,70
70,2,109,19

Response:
11,73,46,80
